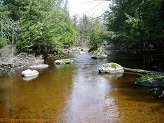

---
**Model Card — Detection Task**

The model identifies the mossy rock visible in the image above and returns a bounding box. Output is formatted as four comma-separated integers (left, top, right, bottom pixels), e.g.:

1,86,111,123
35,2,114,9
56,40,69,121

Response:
135,75,164,87
54,59,73,65
99,63,124,74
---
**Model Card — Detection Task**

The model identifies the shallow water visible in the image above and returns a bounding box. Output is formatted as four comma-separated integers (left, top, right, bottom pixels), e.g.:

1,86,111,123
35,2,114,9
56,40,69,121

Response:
0,51,164,123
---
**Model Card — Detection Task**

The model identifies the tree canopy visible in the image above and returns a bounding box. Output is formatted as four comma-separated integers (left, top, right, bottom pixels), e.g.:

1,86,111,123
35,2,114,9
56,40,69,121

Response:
1,0,163,54
0,0,77,54
104,0,164,51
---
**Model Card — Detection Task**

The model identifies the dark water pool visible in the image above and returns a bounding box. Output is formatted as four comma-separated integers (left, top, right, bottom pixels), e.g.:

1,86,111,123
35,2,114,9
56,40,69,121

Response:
107,50,164,71
0,51,164,123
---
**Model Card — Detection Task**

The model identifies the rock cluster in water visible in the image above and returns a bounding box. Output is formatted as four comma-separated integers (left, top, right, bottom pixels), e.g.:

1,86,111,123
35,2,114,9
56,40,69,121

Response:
135,74,164,98
21,64,49,81
54,59,73,65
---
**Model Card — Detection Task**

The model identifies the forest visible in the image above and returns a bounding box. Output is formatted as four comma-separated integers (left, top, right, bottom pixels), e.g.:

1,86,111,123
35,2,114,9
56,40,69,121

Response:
0,0,76,55
104,0,164,53
0,0,164,55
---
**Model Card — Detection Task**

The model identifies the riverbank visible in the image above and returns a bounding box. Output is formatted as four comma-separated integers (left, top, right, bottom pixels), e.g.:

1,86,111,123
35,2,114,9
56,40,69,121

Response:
0,53,44,77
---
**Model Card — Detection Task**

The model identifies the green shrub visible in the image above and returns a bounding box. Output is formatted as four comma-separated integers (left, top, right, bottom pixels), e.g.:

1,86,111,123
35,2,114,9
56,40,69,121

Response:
0,37,7,49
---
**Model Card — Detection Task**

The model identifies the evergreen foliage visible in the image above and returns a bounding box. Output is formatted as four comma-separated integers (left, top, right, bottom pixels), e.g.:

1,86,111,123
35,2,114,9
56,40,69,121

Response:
0,0,77,54
104,0,164,51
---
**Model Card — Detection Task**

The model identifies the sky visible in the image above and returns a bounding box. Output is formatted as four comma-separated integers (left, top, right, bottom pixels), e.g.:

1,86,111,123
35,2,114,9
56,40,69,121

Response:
68,0,111,17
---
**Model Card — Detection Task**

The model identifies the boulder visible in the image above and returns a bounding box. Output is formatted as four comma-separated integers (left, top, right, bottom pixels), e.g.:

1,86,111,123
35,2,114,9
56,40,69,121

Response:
135,75,164,87
99,63,124,74
54,59,73,65
91,48,107,59
30,64,49,69
21,69,39,77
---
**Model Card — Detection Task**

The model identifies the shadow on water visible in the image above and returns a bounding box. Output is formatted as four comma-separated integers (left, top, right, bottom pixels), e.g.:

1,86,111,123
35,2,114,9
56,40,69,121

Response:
107,50,164,71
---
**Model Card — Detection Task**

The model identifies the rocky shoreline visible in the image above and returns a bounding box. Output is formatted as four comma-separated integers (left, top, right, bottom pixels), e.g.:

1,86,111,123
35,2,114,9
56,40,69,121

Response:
0,53,44,77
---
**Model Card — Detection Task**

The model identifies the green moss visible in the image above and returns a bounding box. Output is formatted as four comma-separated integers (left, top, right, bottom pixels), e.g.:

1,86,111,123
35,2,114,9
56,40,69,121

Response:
62,59,70,62
140,75,164,81
111,63,118,68
101,63,119,69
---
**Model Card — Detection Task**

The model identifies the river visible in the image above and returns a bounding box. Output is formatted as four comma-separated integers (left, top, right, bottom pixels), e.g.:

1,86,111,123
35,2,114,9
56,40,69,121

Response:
0,51,164,123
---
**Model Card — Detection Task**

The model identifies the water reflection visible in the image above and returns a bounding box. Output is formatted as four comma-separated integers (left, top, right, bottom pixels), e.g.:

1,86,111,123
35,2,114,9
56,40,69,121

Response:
61,52,120,123
100,73,123,80
22,75,39,81
0,62,75,120
107,50,164,71
1,51,164,123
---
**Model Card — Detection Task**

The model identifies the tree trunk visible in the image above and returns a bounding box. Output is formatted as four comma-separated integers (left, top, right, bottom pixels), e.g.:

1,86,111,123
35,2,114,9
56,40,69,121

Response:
124,67,151,74
12,28,15,56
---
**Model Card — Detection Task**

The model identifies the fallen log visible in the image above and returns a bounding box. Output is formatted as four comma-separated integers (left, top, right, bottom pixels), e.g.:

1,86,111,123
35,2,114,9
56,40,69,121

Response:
124,67,163,75
124,67,151,74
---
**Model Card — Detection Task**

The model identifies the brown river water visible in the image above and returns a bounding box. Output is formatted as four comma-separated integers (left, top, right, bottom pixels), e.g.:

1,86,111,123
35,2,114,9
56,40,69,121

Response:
0,51,164,123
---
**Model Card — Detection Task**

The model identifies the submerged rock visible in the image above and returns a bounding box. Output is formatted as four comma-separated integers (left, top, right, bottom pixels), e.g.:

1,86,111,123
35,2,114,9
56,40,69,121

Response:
30,64,49,69
148,88,164,98
0,88,6,93
91,48,107,59
99,63,124,74
135,75,164,87
54,59,73,65
21,69,39,78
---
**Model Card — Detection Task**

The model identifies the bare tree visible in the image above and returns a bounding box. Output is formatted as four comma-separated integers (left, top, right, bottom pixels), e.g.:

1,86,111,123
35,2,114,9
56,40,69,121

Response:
1,16,21,55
